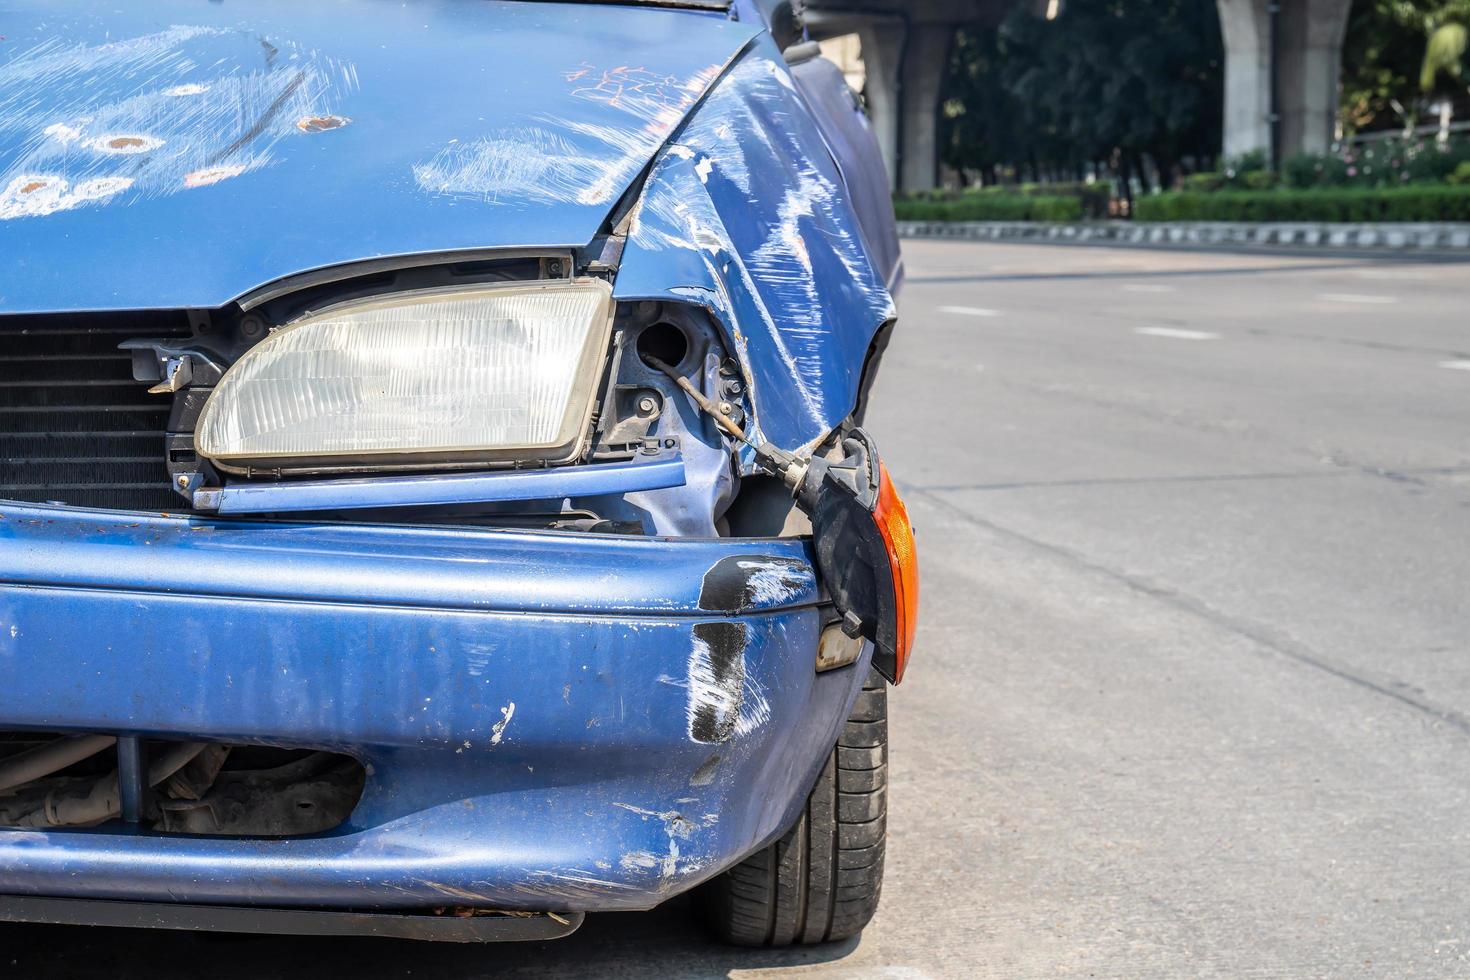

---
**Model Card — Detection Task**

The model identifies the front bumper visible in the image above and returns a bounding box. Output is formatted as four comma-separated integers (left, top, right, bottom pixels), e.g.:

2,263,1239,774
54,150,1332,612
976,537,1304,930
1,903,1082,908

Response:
0,503,866,912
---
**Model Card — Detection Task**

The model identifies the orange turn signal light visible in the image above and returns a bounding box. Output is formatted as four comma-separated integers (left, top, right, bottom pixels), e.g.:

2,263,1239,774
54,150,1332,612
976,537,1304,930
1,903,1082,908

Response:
802,429,918,686
873,462,918,684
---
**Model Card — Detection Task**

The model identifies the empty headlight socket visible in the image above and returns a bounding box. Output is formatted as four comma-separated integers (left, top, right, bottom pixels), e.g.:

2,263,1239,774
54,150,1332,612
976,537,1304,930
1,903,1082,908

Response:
591,306,742,463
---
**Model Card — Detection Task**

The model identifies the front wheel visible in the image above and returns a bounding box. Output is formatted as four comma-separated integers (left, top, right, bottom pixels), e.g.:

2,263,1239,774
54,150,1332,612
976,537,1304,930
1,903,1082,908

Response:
699,670,888,946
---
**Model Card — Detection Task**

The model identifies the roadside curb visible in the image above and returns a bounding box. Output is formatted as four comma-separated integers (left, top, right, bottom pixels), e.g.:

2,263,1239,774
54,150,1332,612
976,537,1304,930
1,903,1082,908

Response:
896,220,1470,252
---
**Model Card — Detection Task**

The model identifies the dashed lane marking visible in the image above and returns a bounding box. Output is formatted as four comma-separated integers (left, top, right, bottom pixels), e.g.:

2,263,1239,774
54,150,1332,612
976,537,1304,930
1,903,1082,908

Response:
1135,327,1220,341
938,305,1001,317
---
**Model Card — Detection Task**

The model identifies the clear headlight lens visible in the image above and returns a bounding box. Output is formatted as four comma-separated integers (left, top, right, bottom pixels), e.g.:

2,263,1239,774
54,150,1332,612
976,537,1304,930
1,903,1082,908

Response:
196,279,614,473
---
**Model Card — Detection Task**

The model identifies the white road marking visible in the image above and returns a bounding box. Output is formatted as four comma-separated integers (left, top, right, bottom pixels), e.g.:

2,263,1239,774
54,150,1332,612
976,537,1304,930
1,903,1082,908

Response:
1356,268,1435,281
1438,360,1470,371
1319,293,1397,305
939,305,1000,318
1135,327,1220,341
1121,283,1176,293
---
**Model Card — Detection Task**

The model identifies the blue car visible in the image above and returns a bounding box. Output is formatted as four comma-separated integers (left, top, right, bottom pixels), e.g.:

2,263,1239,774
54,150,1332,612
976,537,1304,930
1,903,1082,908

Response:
0,0,916,947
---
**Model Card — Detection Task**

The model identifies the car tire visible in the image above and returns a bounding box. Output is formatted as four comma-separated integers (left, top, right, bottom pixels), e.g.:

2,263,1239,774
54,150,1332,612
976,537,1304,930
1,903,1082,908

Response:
700,669,887,946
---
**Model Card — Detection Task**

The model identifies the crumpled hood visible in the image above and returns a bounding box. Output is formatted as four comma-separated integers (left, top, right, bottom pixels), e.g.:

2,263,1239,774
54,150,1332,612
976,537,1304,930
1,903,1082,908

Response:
0,0,755,313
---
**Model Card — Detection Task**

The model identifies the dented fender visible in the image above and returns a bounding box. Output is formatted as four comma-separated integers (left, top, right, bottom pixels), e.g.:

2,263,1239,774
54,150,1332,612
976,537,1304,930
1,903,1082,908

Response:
614,36,896,455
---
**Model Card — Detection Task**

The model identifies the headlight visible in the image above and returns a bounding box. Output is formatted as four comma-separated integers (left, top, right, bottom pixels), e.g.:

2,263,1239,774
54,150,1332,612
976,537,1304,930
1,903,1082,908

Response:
196,279,614,474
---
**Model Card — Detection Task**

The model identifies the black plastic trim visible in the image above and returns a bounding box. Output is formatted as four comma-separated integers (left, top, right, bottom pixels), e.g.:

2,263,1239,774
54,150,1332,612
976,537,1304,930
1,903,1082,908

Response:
0,895,584,944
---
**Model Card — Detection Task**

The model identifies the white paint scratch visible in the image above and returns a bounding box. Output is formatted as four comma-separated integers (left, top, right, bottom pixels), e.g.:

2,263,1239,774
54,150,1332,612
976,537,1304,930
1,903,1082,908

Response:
1438,359,1470,371
733,672,771,738
489,701,516,745
610,803,711,884
416,126,638,208
687,632,742,742
0,174,132,220
734,559,813,605
939,305,1000,317
620,850,660,871
184,165,246,189
414,60,723,209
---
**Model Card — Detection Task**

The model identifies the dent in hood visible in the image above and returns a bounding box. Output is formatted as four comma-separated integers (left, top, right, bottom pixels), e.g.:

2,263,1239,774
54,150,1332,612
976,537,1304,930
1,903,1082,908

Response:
0,0,754,313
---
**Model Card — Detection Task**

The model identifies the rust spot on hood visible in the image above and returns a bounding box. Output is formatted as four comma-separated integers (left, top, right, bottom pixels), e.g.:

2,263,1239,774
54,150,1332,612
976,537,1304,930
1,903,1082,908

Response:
296,114,350,133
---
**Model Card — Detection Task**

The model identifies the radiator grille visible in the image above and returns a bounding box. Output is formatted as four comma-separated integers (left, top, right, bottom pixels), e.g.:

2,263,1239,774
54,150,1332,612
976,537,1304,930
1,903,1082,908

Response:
1,313,190,511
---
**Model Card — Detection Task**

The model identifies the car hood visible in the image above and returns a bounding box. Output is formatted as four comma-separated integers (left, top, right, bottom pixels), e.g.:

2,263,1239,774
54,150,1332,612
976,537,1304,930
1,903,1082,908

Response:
0,0,756,313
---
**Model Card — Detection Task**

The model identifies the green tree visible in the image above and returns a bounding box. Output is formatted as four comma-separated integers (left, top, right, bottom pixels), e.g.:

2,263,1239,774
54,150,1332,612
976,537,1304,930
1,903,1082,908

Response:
1342,0,1470,137
940,0,1223,188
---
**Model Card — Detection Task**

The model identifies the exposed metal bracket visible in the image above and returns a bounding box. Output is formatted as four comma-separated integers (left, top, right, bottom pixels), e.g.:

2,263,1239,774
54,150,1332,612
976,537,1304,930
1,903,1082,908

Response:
119,339,225,391
116,737,145,824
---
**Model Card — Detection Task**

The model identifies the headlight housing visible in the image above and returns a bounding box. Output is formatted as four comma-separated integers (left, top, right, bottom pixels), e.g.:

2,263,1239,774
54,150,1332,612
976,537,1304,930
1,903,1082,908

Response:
196,279,614,474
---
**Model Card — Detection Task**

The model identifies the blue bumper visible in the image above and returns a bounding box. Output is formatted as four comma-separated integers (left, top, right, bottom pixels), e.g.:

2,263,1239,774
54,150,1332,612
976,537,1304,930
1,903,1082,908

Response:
0,503,864,911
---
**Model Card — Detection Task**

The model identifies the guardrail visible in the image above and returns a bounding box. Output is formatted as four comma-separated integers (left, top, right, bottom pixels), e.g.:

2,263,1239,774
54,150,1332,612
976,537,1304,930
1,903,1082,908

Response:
896,220,1470,251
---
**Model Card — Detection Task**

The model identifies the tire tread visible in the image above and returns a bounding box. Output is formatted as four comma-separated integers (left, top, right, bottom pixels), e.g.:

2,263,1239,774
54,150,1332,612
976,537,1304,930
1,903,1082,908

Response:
700,670,888,946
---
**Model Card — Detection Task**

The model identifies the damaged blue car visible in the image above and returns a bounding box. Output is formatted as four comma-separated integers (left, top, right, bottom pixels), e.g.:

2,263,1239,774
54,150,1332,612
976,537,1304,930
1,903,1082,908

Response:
0,0,917,947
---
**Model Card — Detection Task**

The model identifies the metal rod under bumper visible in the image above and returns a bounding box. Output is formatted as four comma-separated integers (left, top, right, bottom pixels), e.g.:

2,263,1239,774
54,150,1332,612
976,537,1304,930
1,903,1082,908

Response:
194,455,686,515
0,895,584,943
115,737,144,824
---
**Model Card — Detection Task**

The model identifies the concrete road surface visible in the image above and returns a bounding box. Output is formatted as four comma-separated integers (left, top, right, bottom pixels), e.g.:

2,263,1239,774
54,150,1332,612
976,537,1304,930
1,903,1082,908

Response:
5,241,1469,978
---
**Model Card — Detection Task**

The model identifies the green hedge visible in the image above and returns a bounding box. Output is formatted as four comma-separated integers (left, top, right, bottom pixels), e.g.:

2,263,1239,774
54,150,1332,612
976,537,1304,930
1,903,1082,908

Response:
893,193,1082,223
1134,186,1470,223
984,181,1110,219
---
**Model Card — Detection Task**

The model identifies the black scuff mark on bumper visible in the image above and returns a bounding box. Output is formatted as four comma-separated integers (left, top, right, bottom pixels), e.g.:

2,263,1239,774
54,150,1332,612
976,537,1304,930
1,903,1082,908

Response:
698,554,813,613
688,621,747,744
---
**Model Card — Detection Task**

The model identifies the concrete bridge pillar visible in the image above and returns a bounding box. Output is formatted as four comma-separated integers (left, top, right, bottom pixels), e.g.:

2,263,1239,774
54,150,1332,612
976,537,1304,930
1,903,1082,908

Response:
899,24,956,192
1216,0,1352,161
808,2,1012,191
852,23,904,188
812,17,955,193
1217,0,1271,158
1279,0,1352,155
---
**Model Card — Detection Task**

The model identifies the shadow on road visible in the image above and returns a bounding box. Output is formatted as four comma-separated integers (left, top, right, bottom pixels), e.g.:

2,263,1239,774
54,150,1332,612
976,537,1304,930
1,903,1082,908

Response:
0,897,863,978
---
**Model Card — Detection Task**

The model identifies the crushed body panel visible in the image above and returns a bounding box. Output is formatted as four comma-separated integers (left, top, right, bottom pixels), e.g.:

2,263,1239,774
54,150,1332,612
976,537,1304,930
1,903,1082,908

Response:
613,37,896,453
0,501,866,910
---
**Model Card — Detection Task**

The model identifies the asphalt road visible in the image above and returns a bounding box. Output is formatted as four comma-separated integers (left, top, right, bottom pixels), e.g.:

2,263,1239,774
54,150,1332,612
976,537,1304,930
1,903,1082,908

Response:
6,240,1469,978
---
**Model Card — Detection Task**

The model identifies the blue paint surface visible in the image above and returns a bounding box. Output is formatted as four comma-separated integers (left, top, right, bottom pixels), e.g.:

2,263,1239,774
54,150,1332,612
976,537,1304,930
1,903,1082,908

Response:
0,0,754,312
0,501,867,909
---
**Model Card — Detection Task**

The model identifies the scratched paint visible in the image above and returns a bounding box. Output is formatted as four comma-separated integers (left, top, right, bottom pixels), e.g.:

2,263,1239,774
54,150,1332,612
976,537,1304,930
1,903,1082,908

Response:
610,802,718,886
0,174,133,220
686,623,746,744
0,26,356,219
616,41,895,456
733,558,815,607
680,618,774,744
489,702,516,745
413,60,725,208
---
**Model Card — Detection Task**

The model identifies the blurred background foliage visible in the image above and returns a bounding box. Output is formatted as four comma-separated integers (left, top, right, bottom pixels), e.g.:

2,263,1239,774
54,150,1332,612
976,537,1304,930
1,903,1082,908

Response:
939,0,1223,190
925,0,1469,213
